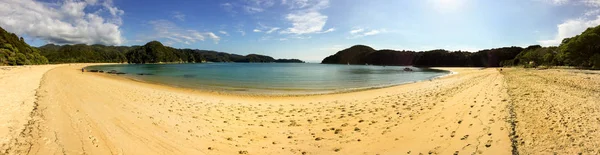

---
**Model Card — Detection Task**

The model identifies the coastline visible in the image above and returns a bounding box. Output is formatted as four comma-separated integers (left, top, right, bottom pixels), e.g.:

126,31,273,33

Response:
83,63,455,97
2,64,599,154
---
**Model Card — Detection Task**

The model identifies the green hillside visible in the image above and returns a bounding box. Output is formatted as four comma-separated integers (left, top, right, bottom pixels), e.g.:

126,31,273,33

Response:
0,27,48,65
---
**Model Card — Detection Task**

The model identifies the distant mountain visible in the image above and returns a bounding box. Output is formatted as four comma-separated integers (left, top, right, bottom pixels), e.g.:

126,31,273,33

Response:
124,41,303,64
322,45,523,67
0,26,48,65
33,40,303,64
274,59,305,63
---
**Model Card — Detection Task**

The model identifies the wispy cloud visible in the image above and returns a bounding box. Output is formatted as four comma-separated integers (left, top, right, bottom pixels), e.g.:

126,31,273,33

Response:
219,31,229,36
266,27,281,34
238,29,246,36
172,11,185,21
221,0,276,14
221,3,237,14
146,20,220,44
347,28,387,39
205,32,221,44
317,28,335,33
253,29,262,32
350,28,365,34
244,6,265,13
280,11,331,34
280,0,334,35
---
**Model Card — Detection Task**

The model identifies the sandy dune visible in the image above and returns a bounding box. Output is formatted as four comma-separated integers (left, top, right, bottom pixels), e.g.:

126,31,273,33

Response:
1,64,599,155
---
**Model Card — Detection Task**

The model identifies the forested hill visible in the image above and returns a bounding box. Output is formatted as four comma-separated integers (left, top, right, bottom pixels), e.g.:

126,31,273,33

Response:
38,41,304,64
0,26,303,65
322,45,522,67
39,44,132,63
124,41,304,64
35,40,303,64
323,25,600,69
0,27,48,65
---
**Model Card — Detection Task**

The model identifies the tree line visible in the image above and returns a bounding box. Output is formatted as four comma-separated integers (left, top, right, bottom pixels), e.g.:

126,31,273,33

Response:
1,24,599,69
322,45,523,67
505,25,600,69
322,24,600,69
124,41,304,64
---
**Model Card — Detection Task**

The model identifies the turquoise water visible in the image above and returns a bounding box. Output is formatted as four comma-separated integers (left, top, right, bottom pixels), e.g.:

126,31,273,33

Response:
86,63,448,95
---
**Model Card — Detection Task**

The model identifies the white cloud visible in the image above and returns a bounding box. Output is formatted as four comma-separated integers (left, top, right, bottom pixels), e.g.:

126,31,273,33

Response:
205,32,221,44
350,28,365,34
364,30,381,36
280,0,333,35
219,31,229,36
266,27,281,34
584,0,600,6
221,3,237,14
283,0,328,9
319,28,335,33
281,11,329,34
585,9,600,16
535,0,600,46
538,16,600,46
244,6,265,13
148,20,220,44
347,29,387,39
247,0,276,8
252,23,282,34
0,0,124,45
223,0,276,14
172,12,185,21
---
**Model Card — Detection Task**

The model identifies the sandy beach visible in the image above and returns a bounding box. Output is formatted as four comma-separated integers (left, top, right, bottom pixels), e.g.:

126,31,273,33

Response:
1,64,599,155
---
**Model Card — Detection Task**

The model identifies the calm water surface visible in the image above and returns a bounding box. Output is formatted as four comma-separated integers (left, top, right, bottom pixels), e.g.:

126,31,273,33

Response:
86,63,448,95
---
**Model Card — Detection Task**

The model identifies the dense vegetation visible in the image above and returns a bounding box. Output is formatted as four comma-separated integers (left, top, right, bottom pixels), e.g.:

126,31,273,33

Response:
503,25,600,69
2,24,599,69
39,41,296,64
125,41,302,64
273,59,305,63
39,44,132,63
0,26,303,65
0,27,48,65
323,25,600,69
322,45,522,67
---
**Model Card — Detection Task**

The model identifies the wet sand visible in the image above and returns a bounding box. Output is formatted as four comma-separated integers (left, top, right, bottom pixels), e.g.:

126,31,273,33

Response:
1,64,598,155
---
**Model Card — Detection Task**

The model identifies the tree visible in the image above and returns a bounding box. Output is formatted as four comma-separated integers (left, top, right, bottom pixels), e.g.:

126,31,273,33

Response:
558,25,600,67
591,54,600,70
0,26,48,65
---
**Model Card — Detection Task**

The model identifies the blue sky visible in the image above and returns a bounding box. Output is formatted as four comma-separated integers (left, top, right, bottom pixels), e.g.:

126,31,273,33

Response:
1,0,600,62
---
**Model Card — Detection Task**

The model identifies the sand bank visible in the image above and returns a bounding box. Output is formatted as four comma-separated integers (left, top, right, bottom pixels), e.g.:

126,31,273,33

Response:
1,64,598,155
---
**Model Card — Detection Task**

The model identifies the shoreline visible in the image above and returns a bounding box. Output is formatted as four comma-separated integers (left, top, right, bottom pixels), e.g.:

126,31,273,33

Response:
25,64,514,155
83,63,457,97
2,64,598,154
